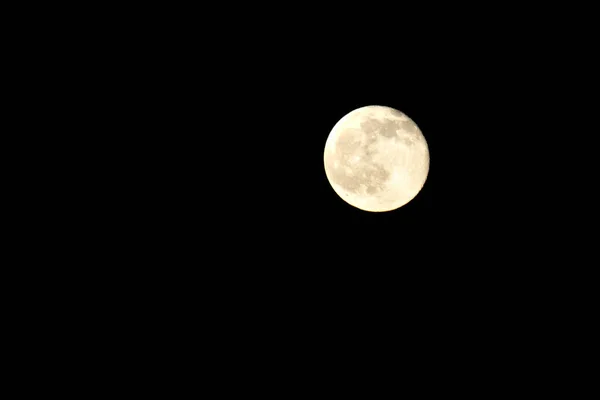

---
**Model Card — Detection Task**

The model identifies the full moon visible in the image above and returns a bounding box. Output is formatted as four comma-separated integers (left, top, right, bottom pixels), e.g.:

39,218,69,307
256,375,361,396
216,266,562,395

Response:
323,105,429,212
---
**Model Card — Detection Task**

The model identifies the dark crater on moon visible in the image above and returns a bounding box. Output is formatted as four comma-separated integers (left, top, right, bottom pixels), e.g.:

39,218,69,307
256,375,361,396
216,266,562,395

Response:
360,119,381,134
389,109,405,118
327,128,390,196
399,120,418,133
379,120,400,138
335,129,363,153
396,135,415,147
359,118,400,138
326,156,390,196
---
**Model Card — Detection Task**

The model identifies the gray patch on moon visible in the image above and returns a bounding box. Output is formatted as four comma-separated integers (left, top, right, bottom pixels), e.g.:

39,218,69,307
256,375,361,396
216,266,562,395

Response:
360,119,380,134
360,118,400,138
366,185,379,195
325,150,390,196
363,143,377,157
335,129,363,153
364,133,378,147
379,119,399,138
396,135,415,147
399,120,418,133
389,108,405,118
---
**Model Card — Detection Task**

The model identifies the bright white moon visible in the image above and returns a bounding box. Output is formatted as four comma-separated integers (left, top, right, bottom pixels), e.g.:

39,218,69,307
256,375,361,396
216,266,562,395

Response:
323,105,429,212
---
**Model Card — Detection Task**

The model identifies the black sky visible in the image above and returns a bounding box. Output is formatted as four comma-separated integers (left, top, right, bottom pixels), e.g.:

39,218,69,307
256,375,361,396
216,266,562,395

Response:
90,3,595,326
129,44,483,305
29,4,596,382
124,15,510,275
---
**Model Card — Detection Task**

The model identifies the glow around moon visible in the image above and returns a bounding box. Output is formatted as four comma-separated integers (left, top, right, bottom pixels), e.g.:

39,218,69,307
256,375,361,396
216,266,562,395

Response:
323,105,429,212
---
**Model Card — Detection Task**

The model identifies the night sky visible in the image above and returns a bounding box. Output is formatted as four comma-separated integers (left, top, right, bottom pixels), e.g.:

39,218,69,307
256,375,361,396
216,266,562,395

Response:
132,20,488,293
60,4,592,383
141,53,453,297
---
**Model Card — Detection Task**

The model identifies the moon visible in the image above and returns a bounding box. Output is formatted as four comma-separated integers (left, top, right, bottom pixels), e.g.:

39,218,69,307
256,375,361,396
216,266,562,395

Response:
323,105,429,212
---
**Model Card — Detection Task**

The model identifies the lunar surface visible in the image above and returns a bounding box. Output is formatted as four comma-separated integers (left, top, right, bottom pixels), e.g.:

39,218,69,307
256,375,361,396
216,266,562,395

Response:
323,105,429,212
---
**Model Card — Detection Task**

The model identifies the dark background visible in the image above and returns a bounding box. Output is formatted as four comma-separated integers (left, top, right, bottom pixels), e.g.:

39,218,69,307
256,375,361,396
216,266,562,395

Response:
19,5,593,379
85,6,589,301
54,9,478,348
125,24,489,263
4,5,595,392
133,32,446,274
